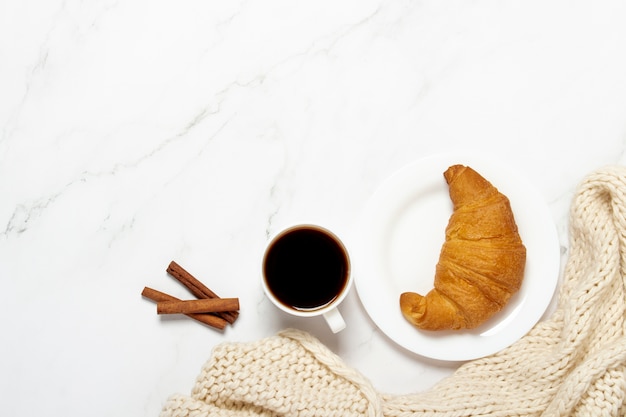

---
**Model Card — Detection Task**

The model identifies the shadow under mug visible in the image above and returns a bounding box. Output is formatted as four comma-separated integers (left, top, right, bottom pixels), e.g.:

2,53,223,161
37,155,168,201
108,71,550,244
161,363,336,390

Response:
261,224,352,333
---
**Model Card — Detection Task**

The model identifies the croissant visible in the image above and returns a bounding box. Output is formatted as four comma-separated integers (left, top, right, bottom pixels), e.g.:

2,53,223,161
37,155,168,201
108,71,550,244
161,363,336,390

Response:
400,164,526,331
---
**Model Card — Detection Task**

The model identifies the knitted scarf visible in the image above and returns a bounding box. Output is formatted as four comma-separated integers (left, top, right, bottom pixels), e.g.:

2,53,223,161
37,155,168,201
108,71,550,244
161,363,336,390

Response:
160,166,626,417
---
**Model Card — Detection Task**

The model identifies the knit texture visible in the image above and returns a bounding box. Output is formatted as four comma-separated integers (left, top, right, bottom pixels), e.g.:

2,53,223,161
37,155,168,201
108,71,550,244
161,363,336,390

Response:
161,166,626,417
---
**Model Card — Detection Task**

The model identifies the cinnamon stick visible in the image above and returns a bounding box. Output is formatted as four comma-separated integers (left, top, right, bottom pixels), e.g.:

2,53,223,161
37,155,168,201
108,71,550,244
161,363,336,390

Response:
157,298,240,315
166,261,239,323
141,286,228,330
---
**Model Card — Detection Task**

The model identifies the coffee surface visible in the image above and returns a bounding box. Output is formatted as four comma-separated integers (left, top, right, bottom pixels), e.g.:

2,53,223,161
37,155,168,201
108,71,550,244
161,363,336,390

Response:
264,228,348,311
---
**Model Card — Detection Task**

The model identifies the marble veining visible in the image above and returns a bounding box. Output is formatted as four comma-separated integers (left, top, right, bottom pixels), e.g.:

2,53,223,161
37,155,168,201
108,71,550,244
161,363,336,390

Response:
2,1,626,416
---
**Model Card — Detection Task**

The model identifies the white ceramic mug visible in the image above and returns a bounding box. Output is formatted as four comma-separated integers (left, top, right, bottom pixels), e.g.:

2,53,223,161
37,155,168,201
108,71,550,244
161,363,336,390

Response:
262,224,352,333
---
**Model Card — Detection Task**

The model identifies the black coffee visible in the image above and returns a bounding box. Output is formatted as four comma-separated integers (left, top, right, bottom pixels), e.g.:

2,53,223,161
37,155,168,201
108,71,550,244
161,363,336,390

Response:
264,227,349,311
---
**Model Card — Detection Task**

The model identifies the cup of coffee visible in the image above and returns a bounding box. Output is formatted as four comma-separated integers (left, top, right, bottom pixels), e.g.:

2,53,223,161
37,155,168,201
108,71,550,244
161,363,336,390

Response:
262,224,352,333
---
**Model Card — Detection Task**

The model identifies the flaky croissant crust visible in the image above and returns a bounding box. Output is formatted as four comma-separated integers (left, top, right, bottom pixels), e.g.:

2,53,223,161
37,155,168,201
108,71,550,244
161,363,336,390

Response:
400,164,527,331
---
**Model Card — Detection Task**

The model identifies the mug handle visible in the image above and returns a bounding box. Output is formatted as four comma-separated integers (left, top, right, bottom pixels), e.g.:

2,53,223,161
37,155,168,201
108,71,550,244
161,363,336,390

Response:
323,307,346,333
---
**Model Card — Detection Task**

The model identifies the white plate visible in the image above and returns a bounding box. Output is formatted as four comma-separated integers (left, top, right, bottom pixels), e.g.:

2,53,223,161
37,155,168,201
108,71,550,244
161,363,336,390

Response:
352,152,560,361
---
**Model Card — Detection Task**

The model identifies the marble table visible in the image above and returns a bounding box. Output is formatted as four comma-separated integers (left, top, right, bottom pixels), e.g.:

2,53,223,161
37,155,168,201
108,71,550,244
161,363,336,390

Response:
2,1,626,416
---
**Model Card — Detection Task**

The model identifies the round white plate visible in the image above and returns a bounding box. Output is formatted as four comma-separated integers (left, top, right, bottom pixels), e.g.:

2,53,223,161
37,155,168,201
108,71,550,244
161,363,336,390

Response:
352,152,560,361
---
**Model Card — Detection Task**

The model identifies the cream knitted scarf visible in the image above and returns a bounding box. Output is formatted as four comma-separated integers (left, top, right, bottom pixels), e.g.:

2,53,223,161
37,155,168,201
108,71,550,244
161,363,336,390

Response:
161,166,626,417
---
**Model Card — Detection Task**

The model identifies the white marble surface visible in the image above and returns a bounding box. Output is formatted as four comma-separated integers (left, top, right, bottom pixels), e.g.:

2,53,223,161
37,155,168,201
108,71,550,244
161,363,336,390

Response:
3,1,626,416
